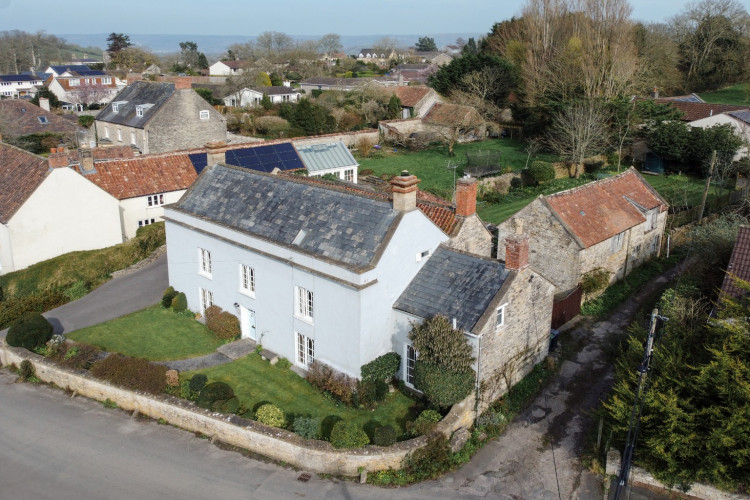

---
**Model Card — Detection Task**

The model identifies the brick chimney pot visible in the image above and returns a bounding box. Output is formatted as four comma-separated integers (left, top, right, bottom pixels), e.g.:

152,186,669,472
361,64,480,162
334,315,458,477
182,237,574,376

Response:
505,234,529,271
455,176,477,217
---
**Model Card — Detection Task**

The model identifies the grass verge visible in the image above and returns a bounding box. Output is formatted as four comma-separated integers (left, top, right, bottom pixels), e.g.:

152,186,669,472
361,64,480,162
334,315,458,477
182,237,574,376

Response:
698,83,750,106
67,305,222,361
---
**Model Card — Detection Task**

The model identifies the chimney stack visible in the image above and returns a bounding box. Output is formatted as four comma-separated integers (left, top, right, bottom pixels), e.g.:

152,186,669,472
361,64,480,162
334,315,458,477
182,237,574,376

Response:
48,148,69,169
38,97,50,112
205,141,227,166
651,87,659,99
390,170,420,212
174,76,192,90
505,234,529,272
455,176,477,217
126,73,143,85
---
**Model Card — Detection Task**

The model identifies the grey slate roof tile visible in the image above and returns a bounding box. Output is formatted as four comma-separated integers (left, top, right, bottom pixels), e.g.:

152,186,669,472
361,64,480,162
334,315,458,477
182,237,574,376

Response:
394,246,509,332
175,164,398,269
95,81,175,128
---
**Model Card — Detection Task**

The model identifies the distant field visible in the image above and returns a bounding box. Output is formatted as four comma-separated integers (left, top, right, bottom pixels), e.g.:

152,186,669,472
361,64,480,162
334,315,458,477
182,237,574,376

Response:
698,83,750,106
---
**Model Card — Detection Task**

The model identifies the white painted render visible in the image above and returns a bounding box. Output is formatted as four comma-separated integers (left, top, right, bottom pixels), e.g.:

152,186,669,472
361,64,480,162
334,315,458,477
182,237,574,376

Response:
2,167,121,274
223,88,300,108
118,190,187,240
164,206,448,378
689,113,750,160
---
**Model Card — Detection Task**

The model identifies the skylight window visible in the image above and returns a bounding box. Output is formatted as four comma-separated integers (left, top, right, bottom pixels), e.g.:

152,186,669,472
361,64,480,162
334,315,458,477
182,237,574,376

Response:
37,116,48,124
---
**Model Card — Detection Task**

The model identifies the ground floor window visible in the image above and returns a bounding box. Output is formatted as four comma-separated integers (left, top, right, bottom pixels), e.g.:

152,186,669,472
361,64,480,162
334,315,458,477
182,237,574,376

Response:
199,287,214,314
296,332,314,367
405,344,417,386
138,218,155,227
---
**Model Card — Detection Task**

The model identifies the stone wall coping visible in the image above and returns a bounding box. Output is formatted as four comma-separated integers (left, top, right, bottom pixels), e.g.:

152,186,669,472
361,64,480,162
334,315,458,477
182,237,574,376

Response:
0,340,478,476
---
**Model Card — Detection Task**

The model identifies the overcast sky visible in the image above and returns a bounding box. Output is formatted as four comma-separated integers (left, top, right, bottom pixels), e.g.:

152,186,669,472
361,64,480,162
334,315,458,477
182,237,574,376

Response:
0,0,706,36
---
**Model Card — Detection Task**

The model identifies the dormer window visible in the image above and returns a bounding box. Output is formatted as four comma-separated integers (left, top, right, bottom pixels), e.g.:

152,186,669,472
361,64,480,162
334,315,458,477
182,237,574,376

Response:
102,77,112,85
111,101,128,113
135,104,153,117
69,78,80,86
199,110,210,120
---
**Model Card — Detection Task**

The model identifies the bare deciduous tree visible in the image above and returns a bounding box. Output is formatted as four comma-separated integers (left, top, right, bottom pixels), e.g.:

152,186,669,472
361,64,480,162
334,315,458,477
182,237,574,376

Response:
545,100,611,177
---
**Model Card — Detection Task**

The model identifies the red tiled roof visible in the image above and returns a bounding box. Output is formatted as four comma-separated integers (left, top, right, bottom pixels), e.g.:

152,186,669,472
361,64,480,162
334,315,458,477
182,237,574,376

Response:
78,152,197,200
655,99,748,122
0,143,49,223
544,168,668,248
721,226,750,299
393,86,431,107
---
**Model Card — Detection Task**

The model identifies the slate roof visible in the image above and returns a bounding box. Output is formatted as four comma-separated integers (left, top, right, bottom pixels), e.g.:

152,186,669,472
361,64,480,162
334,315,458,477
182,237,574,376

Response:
392,86,431,107
295,142,358,173
174,164,399,269
544,168,668,249
95,81,176,128
721,226,750,299
48,65,92,75
76,152,197,200
260,86,297,95
655,99,747,122
0,100,80,139
0,143,49,223
728,110,750,125
393,246,509,332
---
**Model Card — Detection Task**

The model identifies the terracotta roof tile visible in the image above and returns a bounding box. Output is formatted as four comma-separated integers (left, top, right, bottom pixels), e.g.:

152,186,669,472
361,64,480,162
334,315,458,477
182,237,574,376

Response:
78,152,197,200
392,86,431,107
544,168,668,248
655,99,748,122
0,143,49,223
721,226,750,299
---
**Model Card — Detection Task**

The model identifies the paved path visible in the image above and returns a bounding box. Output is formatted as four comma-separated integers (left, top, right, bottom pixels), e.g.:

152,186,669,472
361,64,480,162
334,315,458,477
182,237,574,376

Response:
438,260,689,499
41,253,169,336
159,338,257,371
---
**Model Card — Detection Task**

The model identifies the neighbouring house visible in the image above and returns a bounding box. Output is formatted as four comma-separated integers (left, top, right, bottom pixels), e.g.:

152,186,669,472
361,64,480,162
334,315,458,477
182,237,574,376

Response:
142,64,162,77
45,68,118,109
411,51,453,66
720,225,750,301
0,100,81,148
388,63,437,84
0,143,121,274
495,168,669,296
209,60,252,76
388,85,443,119
0,73,44,99
74,151,199,239
654,98,747,123
94,77,226,154
222,86,300,108
299,76,401,93
295,141,359,183
164,162,549,402
45,65,93,77
686,109,750,160
357,48,397,67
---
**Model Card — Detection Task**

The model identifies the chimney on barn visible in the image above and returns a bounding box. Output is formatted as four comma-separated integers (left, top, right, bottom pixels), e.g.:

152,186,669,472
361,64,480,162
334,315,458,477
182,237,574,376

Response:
174,76,192,90
505,233,529,272
205,141,227,166
79,149,94,172
390,170,420,212
38,97,50,112
455,176,477,217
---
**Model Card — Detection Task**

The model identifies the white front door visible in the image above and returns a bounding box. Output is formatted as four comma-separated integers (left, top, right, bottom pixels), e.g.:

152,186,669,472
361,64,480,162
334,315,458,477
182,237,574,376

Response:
240,306,256,340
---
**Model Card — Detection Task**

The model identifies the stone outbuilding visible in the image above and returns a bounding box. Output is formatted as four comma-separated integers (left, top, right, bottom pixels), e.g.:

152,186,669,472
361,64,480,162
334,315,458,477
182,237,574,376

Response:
495,168,669,295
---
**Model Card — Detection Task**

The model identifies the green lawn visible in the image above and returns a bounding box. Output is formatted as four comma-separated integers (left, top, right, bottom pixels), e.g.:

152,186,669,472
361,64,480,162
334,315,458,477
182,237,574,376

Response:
358,139,557,200
67,305,223,361
184,355,421,436
642,173,720,207
698,83,750,106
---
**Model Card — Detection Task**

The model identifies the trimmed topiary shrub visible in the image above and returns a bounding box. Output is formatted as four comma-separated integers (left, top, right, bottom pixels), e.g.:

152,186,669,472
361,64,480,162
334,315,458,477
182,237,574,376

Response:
293,416,321,439
6,313,54,350
162,287,177,308
204,305,240,341
212,396,240,414
90,354,167,395
196,381,234,409
373,425,397,447
189,373,208,393
361,352,400,383
171,292,187,312
528,161,555,184
407,409,442,436
330,420,370,449
255,403,286,428
19,359,35,381
413,361,474,409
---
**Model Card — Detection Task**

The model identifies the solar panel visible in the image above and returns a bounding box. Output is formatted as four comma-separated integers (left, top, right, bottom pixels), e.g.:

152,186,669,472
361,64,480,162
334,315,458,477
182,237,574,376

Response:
188,153,208,174
223,143,304,173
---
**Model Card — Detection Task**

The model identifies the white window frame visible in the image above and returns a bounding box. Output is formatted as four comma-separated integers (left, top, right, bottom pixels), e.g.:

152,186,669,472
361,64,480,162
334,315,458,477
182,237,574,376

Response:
295,286,314,322
136,107,143,117
296,332,314,367
147,194,164,207
496,303,508,330
102,77,112,85
199,287,214,314
611,232,625,253
198,248,212,278
130,130,136,145
112,102,119,113
239,264,255,297
137,218,156,227
404,344,417,386
344,169,354,182
117,128,122,142
199,110,210,120
104,126,109,139
69,78,80,86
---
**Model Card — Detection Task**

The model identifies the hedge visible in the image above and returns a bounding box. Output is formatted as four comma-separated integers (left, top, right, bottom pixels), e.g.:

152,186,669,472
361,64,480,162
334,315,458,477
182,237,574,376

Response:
6,313,54,350
361,352,400,383
330,420,369,449
413,361,475,409
204,305,240,341
90,354,167,395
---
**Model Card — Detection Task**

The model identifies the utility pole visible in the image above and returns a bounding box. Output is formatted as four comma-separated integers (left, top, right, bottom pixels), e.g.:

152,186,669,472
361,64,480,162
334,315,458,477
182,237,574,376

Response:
697,150,717,224
614,308,667,500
